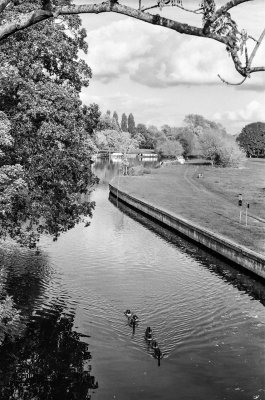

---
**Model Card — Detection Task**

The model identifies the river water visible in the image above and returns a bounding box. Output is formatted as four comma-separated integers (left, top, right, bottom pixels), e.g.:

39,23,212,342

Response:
0,159,265,400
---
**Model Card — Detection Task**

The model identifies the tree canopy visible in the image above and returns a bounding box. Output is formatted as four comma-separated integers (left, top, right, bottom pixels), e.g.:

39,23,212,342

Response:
156,139,183,158
0,1,264,84
121,113,128,132
0,1,98,247
236,122,265,157
128,113,136,136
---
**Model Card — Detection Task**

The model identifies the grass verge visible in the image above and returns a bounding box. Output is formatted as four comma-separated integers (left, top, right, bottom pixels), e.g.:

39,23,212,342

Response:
113,159,265,256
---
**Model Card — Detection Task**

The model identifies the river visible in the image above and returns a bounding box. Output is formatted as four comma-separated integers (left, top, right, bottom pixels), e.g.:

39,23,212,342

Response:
0,159,264,400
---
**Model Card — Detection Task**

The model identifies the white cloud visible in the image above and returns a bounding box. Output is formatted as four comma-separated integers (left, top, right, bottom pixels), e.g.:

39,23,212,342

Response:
81,90,164,117
213,100,265,129
85,18,265,89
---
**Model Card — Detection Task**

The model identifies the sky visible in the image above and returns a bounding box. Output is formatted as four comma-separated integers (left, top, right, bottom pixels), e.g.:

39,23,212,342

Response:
74,0,265,134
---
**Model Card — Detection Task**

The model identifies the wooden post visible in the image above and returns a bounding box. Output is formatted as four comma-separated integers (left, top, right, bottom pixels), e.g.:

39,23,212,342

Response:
245,203,249,227
117,167,120,207
238,194,243,223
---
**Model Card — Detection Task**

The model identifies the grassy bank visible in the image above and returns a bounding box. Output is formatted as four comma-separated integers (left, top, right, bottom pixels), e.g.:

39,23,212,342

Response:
113,159,265,256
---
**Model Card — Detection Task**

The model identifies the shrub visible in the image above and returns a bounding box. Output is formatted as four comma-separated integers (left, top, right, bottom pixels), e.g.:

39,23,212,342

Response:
199,132,246,167
143,168,152,174
156,139,183,159
128,165,144,176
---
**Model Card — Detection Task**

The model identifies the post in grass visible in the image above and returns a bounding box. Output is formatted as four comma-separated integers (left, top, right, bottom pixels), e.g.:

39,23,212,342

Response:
246,202,250,227
238,194,243,223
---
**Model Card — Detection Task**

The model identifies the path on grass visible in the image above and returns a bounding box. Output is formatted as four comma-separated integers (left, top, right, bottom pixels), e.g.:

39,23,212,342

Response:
183,165,265,225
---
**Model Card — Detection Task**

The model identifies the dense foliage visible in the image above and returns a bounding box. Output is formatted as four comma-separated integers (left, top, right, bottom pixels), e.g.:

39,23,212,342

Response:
199,132,246,167
128,113,136,136
0,0,99,247
156,139,183,158
236,122,265,158
121,113,128,132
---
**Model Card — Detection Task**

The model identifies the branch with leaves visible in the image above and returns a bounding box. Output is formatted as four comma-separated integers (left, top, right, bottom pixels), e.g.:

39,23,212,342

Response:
0,0,264,84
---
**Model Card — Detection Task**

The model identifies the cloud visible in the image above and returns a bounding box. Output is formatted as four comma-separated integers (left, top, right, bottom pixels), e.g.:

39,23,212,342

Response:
85,18,265,89
213,100,265,129
81,91,164,116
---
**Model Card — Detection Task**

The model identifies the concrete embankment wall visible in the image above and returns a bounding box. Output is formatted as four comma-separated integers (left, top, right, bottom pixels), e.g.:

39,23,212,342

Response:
109,184,265,280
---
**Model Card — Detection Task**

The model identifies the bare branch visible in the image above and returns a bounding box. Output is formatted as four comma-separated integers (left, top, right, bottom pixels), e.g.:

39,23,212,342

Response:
248,34,258,43
230,27,265,76
215,0,253,16
245,46,249,67
173,5,203,14
218,27,265,83
142,4,158,12
217,74,247,85
248,27,265,66
0,0,11,13
203,0,252,35
142,1,203,14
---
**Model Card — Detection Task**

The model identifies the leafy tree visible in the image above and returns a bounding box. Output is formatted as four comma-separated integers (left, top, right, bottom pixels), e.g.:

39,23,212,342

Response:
113,111,119,125
160,124,198,156
97,112,117,131
121,113,128,132
136,123,153,149
136,123,147,136
0,1,264,83
128,113,136,136
175,127,198,157
82,103,101,136
95,129,138,155
156,139,183,159
138,125,165,149
184,114,227,137
0,1,98,247
161,124,172,137
199,131,245,167
236,122,265,157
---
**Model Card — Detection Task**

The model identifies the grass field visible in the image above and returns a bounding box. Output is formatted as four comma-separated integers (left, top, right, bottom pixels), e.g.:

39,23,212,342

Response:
114,159,265,256
189,158,265,220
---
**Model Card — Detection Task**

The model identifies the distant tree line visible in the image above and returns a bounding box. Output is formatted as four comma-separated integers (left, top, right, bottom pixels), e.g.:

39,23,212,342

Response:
93,110,247,168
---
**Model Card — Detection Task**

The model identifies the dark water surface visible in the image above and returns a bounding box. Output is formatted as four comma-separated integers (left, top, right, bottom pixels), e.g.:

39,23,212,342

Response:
0,160,265,400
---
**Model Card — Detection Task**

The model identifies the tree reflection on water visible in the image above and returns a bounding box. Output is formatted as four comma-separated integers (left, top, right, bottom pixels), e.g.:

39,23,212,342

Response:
0,306,98,400
0,247,98,400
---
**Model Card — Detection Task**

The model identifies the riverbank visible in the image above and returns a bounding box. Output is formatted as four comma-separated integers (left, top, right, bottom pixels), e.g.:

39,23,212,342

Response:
111,159,265,259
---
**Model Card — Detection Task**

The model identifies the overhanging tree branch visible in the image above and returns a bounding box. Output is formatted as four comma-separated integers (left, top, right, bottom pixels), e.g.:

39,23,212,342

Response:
218,27,265,84
0,2,228,45
0,0,264,82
